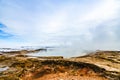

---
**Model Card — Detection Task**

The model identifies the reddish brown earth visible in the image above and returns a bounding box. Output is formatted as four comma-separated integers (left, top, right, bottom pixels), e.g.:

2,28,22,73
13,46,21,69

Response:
22,63,107,80
34,73,107,80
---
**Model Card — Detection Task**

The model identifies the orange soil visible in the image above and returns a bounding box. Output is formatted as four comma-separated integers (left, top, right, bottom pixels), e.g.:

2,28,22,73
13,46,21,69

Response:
22,67,107,80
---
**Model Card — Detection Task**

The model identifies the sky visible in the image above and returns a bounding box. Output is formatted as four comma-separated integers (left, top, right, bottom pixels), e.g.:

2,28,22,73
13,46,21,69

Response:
0,0,120,50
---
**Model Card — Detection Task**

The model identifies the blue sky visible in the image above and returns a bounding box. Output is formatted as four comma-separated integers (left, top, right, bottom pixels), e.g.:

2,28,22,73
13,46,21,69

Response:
0,0,120,50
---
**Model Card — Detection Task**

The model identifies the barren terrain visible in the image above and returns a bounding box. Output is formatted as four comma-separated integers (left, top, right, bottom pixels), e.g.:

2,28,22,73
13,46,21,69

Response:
0,49,119,80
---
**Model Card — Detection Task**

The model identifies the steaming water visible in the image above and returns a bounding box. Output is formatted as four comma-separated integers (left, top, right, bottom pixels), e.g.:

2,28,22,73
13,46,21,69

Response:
26,46,88,58
0,46,90,58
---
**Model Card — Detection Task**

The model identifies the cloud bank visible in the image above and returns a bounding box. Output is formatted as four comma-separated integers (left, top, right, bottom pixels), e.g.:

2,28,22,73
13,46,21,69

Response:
0,0,120,51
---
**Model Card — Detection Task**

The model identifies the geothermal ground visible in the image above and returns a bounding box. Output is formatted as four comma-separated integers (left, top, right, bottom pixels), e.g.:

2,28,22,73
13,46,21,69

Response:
0,48,120,80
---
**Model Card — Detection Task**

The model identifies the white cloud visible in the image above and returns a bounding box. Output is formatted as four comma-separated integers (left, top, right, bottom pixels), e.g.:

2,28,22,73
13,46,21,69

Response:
0,0,120,50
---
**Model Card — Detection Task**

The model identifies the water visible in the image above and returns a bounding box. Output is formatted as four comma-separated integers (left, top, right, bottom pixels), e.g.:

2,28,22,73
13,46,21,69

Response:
26,47,87,58
0,66,9,72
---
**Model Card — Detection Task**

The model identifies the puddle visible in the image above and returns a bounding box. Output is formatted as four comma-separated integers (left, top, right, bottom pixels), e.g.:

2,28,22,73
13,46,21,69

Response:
0,66,9,72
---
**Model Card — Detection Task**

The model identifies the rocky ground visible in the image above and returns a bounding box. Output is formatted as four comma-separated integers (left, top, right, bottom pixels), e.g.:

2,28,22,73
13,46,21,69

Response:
0,49,119,80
